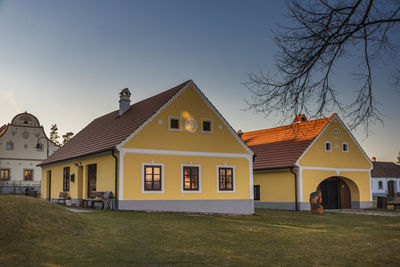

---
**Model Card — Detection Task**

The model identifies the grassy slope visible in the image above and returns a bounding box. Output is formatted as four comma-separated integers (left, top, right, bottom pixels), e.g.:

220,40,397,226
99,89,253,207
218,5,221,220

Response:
1,195,400,266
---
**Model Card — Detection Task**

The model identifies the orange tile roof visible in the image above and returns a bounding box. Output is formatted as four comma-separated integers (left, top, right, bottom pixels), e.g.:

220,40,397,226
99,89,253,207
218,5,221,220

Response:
0,124,8,137
241,114,335,170
40,80,191,166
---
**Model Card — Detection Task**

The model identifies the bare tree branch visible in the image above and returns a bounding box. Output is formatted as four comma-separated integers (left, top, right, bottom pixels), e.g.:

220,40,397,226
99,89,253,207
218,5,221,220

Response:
245,0,400,133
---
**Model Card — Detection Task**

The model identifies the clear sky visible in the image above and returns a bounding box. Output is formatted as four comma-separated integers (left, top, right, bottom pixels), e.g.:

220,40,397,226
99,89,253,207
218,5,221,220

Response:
0,0,399,162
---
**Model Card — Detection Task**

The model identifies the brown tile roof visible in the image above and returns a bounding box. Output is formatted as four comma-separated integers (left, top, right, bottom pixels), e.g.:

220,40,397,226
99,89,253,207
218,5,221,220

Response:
241,114,335,170
40,80,191,166
372,161,400,178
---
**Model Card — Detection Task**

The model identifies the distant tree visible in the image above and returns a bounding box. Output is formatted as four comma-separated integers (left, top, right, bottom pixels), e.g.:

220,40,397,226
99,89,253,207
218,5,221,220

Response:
49,124,61,146
62,132,74,145
397,151,400,164
246,0,400,132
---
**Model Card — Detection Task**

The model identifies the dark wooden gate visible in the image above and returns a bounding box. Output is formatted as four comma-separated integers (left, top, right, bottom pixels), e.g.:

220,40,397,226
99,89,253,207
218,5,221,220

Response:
318,178,351,209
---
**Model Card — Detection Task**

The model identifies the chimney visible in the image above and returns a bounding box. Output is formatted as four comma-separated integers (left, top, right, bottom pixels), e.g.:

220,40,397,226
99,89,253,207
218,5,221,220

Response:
372,157,376,162
293,114,307,124
119,88,131,116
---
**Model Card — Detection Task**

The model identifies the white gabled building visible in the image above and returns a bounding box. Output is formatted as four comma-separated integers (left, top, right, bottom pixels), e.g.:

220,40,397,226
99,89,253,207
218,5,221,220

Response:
0,112,59,194
371,157,400,198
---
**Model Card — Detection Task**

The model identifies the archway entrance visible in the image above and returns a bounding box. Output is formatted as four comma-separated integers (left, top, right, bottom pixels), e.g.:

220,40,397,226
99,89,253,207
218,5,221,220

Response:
317,177,351,209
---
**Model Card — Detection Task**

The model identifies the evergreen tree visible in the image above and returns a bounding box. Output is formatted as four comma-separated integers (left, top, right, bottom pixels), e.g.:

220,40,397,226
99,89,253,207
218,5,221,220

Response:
49,124,60,146
62,132,74,145
397,151,400,164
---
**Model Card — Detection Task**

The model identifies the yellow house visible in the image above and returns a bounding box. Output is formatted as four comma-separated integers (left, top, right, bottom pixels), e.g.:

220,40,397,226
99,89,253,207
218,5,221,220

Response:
241,114,372,210
39,80,254,214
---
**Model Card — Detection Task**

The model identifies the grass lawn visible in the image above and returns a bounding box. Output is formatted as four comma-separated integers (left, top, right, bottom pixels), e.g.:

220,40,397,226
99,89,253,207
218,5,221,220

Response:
1,195,400,266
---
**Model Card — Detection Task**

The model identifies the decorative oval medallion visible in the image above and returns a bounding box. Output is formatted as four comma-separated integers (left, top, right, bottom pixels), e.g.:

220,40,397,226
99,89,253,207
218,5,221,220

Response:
185,119,198,133
22,131,29,139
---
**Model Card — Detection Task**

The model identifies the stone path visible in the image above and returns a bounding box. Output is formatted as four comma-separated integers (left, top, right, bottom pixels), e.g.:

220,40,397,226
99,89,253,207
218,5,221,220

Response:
66,207,93,213
326,209,400,217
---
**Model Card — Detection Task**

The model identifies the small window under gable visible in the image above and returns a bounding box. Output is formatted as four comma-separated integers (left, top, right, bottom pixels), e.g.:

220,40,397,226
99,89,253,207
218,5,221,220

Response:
325,141,332,152
168,116,182,131
342,142,349,152
6,141,14,151
201,118,213,133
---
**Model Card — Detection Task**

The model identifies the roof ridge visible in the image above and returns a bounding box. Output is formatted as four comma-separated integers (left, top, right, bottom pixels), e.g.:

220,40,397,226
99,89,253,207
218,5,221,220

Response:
40,80,191,166
243,114,333,136
93,80,192,121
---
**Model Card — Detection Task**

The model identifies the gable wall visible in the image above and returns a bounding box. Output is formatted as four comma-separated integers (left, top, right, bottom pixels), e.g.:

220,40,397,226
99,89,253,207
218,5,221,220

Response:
122,86,249,155
298,117,371,169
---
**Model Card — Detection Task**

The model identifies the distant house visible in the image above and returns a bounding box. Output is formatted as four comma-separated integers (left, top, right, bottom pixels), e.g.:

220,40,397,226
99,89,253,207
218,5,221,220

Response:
371,159,400,198
0,112,59,193
241,114,372,210
39,80,254,214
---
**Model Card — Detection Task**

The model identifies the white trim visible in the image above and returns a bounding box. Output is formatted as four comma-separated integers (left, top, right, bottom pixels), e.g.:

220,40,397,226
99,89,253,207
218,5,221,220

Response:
116,80,253,157
369,169,373,201
325,141,332,152
300,166,370,173
181,164,201,193
190,82,254,156
342,142,349,152
216,165,235,193
117,82,190,148
200,118,214,134
184,118,198,133
297,166,303,203
118,148,250,159
119,151,125,201
168,116,182,131
295,116,334,165
142,163,164,193
334,115,373,169
249,157,254,200
295,114,373,170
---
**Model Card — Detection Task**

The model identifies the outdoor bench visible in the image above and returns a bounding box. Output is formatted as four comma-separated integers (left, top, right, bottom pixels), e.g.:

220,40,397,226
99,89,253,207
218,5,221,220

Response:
83,191,113,210
56,192,68,204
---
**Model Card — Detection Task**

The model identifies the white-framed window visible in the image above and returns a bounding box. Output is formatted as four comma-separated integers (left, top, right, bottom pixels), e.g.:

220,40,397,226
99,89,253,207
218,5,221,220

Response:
142,163,164,193
342,142,349,152
181,164,201,192
201,118,213,133
24,169,34,181
0,169,10,180
6,141,14,151
168,116,182,131
325,141,332,152
217,165,235,192
378,181,383,190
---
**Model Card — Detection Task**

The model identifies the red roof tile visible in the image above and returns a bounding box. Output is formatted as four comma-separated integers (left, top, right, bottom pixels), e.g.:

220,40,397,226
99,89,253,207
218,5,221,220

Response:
40,80,191,165
372,161,400,178
241,114,335,170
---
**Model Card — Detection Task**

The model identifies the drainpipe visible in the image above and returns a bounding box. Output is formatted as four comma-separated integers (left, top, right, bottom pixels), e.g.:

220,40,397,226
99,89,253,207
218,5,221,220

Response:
111,148,119,211
290,167,299,211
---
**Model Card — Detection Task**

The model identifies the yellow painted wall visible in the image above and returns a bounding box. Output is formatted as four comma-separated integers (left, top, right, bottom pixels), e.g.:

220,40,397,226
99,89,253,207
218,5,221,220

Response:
122,86,249,154
122,153,250,200
301,169,370,202
41,153,118,199
298,117,371,169
253,170,296,203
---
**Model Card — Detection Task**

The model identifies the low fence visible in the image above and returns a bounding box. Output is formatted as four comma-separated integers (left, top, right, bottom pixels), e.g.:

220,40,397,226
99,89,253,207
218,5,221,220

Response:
0,181,41,197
